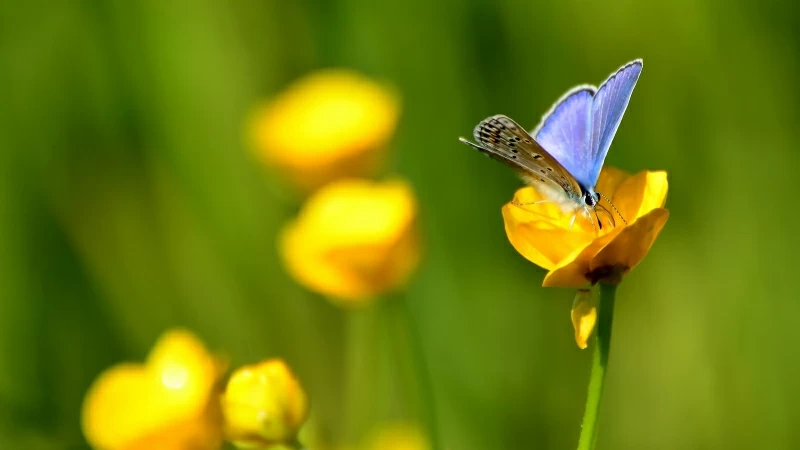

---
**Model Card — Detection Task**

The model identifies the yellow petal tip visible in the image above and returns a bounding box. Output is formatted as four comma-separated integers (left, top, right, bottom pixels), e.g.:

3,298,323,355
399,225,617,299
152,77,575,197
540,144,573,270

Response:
571,289,598,349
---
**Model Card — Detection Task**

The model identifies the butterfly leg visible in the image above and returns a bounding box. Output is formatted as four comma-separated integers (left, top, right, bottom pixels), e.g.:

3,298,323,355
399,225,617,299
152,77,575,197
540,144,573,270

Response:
583,206,600,234
595,203,616,228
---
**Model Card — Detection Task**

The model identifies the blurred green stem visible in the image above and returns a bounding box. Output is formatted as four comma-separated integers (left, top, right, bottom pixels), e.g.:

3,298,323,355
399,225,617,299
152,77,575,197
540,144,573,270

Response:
388,296,442,450
343,305,379,443
576,283,617,450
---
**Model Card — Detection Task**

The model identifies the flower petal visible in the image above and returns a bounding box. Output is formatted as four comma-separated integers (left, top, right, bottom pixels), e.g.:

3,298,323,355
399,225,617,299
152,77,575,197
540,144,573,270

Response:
590,208,670,275
612,170,669,222
502,190,595,270
571,289,598,350
503,210,591,270
637,171,669,215
542,229,621,288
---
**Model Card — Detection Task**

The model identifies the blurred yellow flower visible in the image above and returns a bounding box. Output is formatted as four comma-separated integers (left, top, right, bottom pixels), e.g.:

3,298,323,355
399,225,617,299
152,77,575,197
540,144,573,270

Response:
221,359,309,448
363,423,429,450
251,69,400,191
82,329,225,450
503,168,669,288
280,178,420,305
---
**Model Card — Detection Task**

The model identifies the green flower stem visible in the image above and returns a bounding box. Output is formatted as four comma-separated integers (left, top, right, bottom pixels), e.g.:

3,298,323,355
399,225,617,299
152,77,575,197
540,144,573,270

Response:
343,305,380,443
576,282,618,450
388,295,442,450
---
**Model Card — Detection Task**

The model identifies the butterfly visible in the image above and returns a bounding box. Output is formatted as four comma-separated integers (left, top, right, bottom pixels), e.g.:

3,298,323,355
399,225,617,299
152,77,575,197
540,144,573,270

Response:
459,59,643,230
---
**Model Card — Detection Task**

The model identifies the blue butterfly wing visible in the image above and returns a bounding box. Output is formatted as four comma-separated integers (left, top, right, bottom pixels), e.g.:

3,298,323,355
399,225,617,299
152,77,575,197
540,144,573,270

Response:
533,86,596,189
586,60,643,186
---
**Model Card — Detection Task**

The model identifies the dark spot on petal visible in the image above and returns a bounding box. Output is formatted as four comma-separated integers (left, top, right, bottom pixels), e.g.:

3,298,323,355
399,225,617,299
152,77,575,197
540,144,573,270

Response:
533,155,542,159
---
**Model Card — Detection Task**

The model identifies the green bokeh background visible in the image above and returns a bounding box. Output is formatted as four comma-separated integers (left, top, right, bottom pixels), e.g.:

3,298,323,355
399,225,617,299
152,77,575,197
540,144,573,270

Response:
2,1,800,449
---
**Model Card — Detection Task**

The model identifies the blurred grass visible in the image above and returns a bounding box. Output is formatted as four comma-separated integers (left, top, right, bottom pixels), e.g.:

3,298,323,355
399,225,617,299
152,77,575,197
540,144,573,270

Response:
2,0,800,449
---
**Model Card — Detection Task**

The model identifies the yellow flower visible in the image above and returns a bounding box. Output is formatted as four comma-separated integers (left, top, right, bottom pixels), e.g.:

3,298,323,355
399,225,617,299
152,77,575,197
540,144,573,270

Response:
251,69,400,191
221,359,309,448
280,178,420,305
82,329,225,450
362,423,429,450
502,168,669,288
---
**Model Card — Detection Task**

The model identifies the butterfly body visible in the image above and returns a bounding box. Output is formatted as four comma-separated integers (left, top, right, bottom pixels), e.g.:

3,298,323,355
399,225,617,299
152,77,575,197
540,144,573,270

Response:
459,60,643,229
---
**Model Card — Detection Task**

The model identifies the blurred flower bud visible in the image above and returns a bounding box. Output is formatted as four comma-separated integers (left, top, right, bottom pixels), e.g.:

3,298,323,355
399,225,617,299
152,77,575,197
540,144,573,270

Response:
251,69,400,191
81,329,225,450
280,178,420,305
221,359,309,448
571,289,598,349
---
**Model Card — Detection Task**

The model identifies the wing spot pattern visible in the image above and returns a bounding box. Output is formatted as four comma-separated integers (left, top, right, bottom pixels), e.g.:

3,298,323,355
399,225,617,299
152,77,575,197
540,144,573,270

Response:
468,114,584,198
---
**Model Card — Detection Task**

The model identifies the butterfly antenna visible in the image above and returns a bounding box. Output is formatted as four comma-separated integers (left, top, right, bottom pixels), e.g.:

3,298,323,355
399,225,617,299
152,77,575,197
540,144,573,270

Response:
598,192,627,225
458,137,484,151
